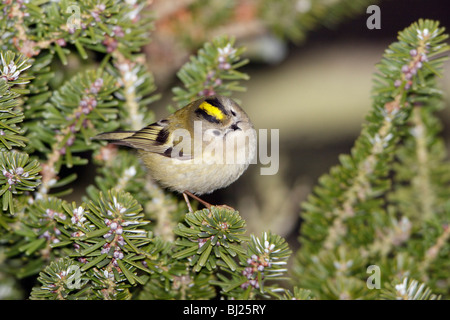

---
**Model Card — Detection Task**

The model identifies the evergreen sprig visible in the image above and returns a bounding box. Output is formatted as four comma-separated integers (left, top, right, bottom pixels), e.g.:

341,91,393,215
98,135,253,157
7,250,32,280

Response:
172,35,249,108
70,190,151,286
380,277,441,300
172,207,292,298
28,189,156,299
88,148,145,201
138,266,216,300
0,1,153,61
29,257,87,300
294,19,450,299
0,0,279,301
0,51,32,150
106,61,160,131
1,0,158,134
0,151,41,216
173,207,248,272
15,197,70,258
1,196,68,279
1,0,447,301
211,232,291,299
29,69,119,198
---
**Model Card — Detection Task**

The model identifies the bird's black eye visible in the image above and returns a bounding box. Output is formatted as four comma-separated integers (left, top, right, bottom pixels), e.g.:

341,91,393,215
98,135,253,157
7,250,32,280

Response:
230,123,240,131
231,110,236,116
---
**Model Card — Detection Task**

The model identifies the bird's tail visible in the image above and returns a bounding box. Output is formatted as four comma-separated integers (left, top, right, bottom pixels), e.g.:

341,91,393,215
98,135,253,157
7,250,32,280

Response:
93,131,136,147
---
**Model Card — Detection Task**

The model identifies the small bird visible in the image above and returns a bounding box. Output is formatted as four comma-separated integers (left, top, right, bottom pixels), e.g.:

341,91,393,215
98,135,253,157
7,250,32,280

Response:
94,95,256,212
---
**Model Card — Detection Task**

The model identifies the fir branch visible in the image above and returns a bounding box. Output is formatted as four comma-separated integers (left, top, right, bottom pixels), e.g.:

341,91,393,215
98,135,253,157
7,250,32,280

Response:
30,257,87,300
388,92,450,225
1,1,154,60
173,207,247,272
322,20,448,250
21,53,55,132
304,20,448,249
172,35,249,108
14,197,71,264
5,0,448,302
410,106,435,220
240,232,291,293
32,70,119,199
138,271,216,300
368,216,412,257
0,151,41,216
295,19,450,299
2,1,43,58
89,146,184,242
89,147,145,202
142,176,182,242
381,277,441,300
0,51,33,150
107,56,159,131
71,189,151,271
102,2,159,131
91,2,172,245
419,225,450,277
211,231,291,299
45,189,155,299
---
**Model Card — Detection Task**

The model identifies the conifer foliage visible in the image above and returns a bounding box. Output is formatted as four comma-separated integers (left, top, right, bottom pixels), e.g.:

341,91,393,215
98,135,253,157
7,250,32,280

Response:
0,0,289,300
0,1,448,300
294,19,449,299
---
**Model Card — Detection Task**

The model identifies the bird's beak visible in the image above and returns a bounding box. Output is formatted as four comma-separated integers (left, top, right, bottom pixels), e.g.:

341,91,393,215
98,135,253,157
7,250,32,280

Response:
230,121,241,131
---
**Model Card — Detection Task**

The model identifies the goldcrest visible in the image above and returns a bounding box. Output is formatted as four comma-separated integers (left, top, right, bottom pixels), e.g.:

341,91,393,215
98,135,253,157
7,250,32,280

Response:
94,95,256,210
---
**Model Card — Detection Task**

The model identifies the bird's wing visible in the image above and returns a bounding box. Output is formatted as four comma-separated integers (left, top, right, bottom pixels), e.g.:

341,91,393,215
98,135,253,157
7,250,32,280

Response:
94,120,192,160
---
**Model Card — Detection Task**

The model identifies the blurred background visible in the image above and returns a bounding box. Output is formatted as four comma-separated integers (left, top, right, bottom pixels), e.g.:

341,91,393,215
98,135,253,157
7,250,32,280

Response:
72,0,450,249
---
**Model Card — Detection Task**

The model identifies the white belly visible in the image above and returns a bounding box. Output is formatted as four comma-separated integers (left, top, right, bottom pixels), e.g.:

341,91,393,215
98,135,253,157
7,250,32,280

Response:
140,133,256,195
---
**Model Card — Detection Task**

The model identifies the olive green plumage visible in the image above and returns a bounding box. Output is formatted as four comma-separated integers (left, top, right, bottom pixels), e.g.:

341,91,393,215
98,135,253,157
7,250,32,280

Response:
94,95,256,195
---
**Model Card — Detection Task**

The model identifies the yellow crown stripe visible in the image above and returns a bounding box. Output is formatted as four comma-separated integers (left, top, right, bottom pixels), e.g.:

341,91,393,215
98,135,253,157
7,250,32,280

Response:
199,101,224,120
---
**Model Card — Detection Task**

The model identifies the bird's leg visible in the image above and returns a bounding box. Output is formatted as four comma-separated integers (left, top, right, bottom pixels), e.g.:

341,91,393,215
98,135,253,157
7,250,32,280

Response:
183,190,236,212
182,192,194,213
183,190,212,209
